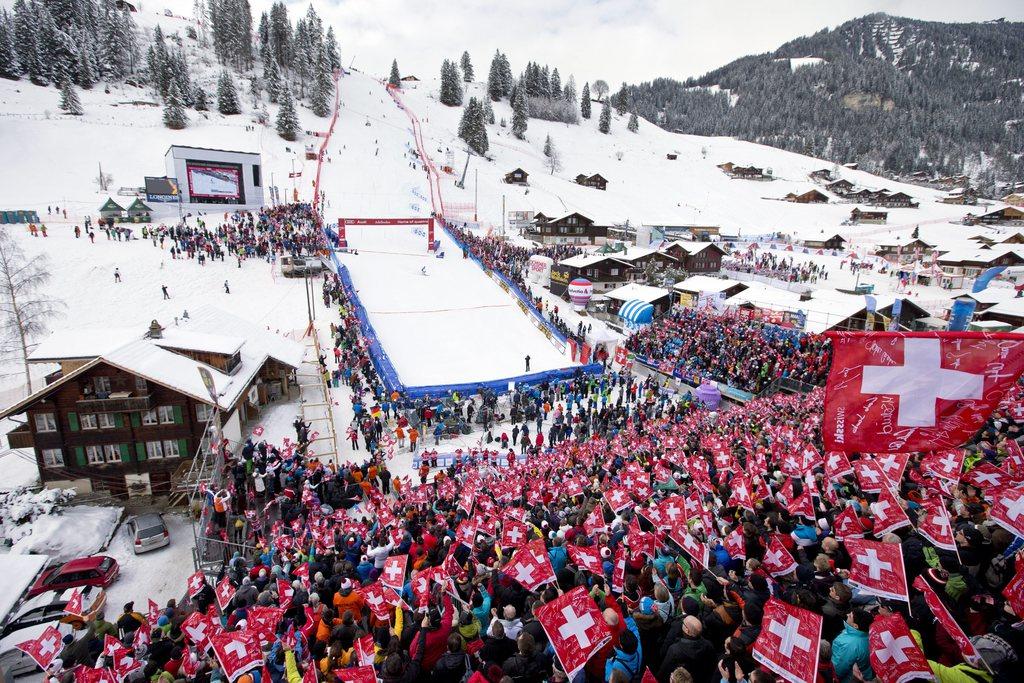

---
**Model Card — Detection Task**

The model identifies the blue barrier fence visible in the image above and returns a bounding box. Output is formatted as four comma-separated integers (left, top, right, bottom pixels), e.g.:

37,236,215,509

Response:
321,226,602,399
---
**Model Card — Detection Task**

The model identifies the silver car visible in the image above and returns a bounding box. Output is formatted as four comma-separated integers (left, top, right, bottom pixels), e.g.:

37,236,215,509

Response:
126,513,170,554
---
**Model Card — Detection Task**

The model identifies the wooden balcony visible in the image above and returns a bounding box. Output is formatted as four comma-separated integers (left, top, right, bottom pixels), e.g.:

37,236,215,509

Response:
7,423,33,449
76,394,151,412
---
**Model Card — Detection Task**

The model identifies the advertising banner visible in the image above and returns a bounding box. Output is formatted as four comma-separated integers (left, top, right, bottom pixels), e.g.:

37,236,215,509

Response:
549,265,572,296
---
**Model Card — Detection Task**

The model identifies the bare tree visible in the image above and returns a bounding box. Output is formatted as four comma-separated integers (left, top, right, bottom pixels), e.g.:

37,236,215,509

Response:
0,228,65,395
94,163,113,192
546,140,563,175
592,79,609,101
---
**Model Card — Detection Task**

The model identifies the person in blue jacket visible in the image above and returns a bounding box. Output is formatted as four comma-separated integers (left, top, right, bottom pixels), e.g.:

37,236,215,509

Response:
433,422,444,445
548,537,568,573
832,609,874,683
605,615,642,681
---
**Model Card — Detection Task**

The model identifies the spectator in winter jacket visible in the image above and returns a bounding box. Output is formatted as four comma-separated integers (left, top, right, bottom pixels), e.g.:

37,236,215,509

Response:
430,633,468,683
831,609,874,683
548,538,568,574
656,616,713,683
605,616,642,682
411,595,454,672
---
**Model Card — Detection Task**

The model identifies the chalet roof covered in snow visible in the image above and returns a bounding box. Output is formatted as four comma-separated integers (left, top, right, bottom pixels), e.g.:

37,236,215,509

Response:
604,283,672,303
29,328,141,361
672,275,744,293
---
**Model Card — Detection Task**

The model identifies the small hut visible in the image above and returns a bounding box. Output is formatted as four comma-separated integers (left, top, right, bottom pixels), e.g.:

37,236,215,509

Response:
99,198,125,222
126,198,153,223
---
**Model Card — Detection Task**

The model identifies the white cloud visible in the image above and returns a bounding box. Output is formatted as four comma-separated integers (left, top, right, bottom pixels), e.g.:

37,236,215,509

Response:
254,0,1024,85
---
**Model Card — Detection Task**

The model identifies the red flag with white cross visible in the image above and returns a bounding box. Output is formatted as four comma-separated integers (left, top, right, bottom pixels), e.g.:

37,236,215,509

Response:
15,625,64,671
915,500,957,552
182,612,216,651
381,554,408,590
667,528,709,567
870,486,912,536
752,598,822,683
187,570,207,598
64,589,84,618
215,576,236,612
1002,554,1024,618
535,586,611,679
210,631,263,682
962,461,1010,491
823,331,1024,453
500,518,530,549
761,535,798,577
922,450,965,482
568,545,603,573
505,539,556,591
868,613,932,683
603,485,633,513
989,487,1024,538
912,575,984,668
846,538,908,601
824,451,854,479
832,506,864,541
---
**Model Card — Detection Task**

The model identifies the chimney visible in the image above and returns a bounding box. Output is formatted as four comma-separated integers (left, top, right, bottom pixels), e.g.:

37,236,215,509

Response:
148,320,163,339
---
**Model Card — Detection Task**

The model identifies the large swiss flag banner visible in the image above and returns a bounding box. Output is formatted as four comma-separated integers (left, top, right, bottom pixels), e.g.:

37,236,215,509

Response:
823,331,1024,453
752,598,822,683
845,538,908,601
535,586,611,679
868,613,932,683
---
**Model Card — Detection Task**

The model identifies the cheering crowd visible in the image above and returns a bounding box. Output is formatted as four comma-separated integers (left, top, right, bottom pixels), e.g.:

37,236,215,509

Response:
624,308,832,394
724,253,830,285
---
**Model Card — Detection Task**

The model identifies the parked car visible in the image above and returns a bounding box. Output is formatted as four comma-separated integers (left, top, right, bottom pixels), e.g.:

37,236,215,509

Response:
0,587,106,638
280,255,325,277
126,513,170,554
0,621,72,677
26,556,119,598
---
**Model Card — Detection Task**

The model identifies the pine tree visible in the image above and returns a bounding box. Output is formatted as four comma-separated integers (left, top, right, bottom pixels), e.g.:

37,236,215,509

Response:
163,79,187,129
498,52,512,95
483,97,495,124
265,57,281,103
59,79,83,115
217,69,241,114
512,85,528,139
388,58,401,88
550,68,561,100
460,50,473,82
615,83,628,115
99,4,133,82
75,31,96,88
439,59,462,106
13,0,44,85
580,82,591,119
599,98,611,133
310,44,332,117
627,112,639,132
487,51,503,101
563,75,576,105
458,97,487,155
543,134,553,157
325,26,340,70
248,74,261,107
0,10,21,79
193,85,208,110
275,84,300,140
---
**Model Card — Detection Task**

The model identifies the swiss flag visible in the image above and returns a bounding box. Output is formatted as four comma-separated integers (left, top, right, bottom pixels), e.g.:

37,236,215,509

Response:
535,586,611,679
658,495,688,528
723,528,746,559
1002,554,1024,618
786,488,815,520
922,450,965,482
667,528,709,567
752,598,821,683
505,539,556,590
870,486,911,536
912,575,983,667
210,631,263,682
74,666,118,683
875,452,910,487
846,539,908,601
568,545,604,573
64,589,85,618
182,612,216,650
824,451,854,479
603,485,633,513
500,518,530,548
584,505,607,536
15,625,64,671
989,487,1024,538
915,500,956,551
833,507,865,541
355,633,375,667
179,649,201,680
962,462,1009,490
854,458,888,494
868,613,932,683
761,535,798,577
823,331,1024,453
381,554,408,589
277,579,295,610
187,570,207,598
360,582,399,622
334,666,376,683
215,576,236,612
147,599,161,626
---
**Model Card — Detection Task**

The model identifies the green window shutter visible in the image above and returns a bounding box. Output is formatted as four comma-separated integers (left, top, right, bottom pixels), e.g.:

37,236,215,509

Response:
178,439,188,457
135,443,146,461
114,413,124,428
68,412,79,431
74,446,86,466
172,405,183,424
119,444,131,463
130,413,141,428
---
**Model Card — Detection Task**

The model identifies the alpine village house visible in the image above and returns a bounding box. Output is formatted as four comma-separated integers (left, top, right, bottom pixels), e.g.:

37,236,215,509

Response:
2,307,304,498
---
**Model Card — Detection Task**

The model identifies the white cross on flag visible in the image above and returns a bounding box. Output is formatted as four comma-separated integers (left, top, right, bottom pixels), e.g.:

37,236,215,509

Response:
506,539,556,591
15,625,64,671
360,581,401,621
868,613,932,683
277,578,295,610
64,589,85,618
216,576,236,612
915,500,957,552
186,570,207,598
210,631,263,682
761,535,798,578
833,506,865,541
824,451,855,479
584,505,607,536
989,487,1024,538
603,485,633,513
381,554,408,590
876,452,911,487
568,545,604,574
535,586,611,679
1002,554,1024,618
854,459,888,494
724,528,746,559
823,331,1024,453
786,488,816,520
962,462,1008,491
846,538,908,601
147,599,161,626
182,612,216,650
667,528,709,568
922,449,965,482
752,597,822,683
658,495,688,528
870,485,912,536
74,665,119,683
500,518,530,549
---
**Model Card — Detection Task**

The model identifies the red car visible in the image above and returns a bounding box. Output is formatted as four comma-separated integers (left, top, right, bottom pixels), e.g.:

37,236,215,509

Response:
26,556,119,598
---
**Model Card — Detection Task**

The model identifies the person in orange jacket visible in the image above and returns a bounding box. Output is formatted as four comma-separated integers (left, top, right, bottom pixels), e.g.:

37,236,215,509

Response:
408,426,419,452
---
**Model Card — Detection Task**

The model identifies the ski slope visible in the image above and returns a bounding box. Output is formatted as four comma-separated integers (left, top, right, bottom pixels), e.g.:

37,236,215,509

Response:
337,224,567,387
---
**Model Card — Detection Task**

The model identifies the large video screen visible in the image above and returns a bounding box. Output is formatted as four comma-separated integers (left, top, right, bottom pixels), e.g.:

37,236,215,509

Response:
186,163,241,200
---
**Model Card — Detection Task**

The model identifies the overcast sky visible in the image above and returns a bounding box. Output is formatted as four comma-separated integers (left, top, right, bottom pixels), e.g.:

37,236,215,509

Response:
261,0,1024,86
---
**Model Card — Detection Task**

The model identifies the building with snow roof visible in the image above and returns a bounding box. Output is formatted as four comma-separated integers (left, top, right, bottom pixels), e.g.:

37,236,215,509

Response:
524,211,608,246
2,306,304,498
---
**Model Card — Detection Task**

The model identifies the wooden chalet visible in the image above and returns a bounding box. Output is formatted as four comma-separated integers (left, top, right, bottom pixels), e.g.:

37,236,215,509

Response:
850,208,887,224
659,241,726,273
400,75,420,82
801,234,847,250
941,188,978,205
503,168,529,186
2,308,304,498
557,253,634,293
809,168,835,182
826,179,855,196
874,238,935,263
574,173,608,191
970,207,1024,225
871,191,919,208
937,247,1024,289
784,189,829,204
1003,193,1024,207
525,212,607,246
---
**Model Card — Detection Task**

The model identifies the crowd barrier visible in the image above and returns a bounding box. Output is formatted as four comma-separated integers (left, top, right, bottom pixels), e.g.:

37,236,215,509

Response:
322,226,603,400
